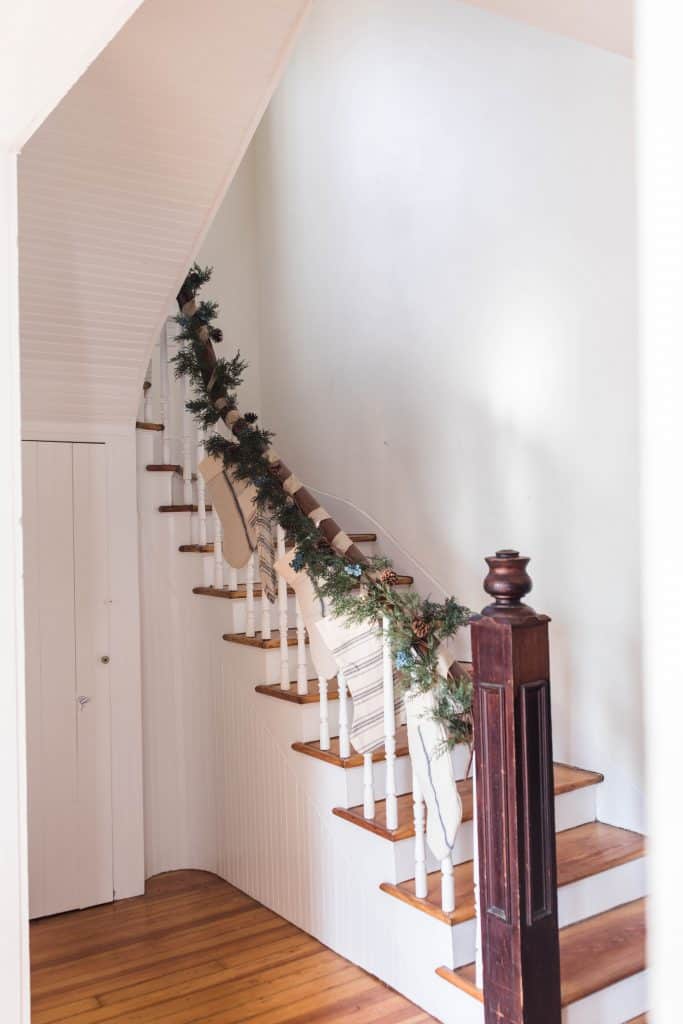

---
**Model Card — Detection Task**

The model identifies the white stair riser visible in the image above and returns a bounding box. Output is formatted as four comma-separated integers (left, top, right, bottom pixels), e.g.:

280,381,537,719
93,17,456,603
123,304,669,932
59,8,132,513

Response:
254,693,341,744
563,969,648,1024
558,856,648,929
225,592,301,635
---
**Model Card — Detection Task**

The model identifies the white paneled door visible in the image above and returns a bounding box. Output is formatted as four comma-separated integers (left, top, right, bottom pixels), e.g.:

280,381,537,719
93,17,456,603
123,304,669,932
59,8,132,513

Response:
23,442,113,919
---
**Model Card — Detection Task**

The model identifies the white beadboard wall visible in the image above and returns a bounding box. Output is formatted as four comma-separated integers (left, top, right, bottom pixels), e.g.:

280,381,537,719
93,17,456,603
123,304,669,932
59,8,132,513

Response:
18,0,311,432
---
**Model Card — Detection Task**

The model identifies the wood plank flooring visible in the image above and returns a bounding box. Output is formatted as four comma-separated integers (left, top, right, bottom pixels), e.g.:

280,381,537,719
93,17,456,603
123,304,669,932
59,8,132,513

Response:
30,870,436,1023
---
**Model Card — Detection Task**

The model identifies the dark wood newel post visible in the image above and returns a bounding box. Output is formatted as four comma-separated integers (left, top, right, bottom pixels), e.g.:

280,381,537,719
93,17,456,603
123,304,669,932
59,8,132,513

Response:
471,550,561,1024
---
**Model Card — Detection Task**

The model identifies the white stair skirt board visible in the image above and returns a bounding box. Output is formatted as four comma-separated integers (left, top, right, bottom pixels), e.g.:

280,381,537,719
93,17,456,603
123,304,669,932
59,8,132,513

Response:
137,441,645,1024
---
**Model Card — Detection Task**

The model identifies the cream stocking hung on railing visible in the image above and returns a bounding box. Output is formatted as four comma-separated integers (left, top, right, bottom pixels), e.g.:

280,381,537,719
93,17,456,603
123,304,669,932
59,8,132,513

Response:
274,550,337,681
199,455,255,567
404,685,462,863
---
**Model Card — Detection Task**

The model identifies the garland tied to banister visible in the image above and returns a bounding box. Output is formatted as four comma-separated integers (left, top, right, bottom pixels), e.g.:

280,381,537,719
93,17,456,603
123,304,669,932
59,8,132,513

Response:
173,264,473,746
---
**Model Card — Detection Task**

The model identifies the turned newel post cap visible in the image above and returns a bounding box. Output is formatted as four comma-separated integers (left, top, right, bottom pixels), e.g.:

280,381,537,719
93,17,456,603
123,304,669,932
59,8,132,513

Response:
481,549,536,619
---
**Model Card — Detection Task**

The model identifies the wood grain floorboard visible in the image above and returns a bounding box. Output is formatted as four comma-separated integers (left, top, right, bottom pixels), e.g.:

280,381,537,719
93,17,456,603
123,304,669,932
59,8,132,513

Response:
31,870,437,1023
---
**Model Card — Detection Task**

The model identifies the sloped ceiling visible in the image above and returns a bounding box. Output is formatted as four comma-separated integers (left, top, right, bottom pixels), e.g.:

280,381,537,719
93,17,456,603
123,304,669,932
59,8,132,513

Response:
462,0,632,57
18,0,310,429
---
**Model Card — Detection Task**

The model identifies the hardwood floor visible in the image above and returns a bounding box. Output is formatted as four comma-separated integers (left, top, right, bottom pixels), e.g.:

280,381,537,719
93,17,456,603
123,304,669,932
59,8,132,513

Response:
30,870,436,1023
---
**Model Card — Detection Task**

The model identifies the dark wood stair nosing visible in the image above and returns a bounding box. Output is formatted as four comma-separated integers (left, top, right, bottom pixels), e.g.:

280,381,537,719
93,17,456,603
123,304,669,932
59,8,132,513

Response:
193,585,295,600
136,421,164,431
255,681,340,705
223,629,307,650
159,504,213,513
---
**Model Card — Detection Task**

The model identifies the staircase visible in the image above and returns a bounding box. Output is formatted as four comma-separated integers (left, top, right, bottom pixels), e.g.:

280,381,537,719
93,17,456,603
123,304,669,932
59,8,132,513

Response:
136,364,648,1022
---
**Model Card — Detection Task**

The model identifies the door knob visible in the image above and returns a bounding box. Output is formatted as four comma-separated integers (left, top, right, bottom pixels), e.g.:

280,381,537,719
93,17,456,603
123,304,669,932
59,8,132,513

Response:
100,655,110,664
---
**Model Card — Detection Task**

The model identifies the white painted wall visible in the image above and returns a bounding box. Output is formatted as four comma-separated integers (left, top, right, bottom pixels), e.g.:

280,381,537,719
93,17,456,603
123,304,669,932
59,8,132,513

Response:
1,3,145,1018
18,0,312,431
196,146,264,417
637,3,683,1021
0,149,30,1024
207,0,641,829
459,0,632,57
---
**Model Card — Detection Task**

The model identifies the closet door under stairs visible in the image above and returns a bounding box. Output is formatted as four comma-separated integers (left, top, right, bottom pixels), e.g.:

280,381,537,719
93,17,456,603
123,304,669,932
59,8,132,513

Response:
23,441,113,920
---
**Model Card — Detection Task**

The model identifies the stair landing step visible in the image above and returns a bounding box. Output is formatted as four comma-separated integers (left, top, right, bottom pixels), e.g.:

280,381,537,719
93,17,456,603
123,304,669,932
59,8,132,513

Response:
223,628,305,650
437,897,646,1008
334,764,603,842
293,724,410,769
381,822,645,925
136,421,164,431
193,584,295,600
255,681,340,705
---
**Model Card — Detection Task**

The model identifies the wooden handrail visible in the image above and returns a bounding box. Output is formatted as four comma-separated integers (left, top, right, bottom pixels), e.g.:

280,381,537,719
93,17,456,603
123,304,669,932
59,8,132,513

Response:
176,283,367,566
470,550,561,1024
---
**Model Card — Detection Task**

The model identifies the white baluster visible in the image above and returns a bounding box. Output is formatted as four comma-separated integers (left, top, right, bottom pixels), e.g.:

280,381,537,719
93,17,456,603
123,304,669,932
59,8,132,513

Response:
227,564,238,592
143,360,153,421
363,752,375,820
338,670,351,760
441,855,455,914
182,375,193,505
382,616,398,831
159,324,171,464
260,589,272,641
245,552,256,637
276,527,290,689
319,675,330,749
196,424,207,548
413,770,428,899
213,509,224,589
296,598,308,695
473,753,483,989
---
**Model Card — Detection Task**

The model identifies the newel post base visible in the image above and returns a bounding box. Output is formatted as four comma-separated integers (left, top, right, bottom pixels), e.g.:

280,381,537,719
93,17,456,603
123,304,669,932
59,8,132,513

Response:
471,550,561,1024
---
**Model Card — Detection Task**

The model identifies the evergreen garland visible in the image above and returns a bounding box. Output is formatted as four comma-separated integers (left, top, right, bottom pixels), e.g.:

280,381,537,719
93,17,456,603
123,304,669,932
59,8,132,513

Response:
173,264,473,747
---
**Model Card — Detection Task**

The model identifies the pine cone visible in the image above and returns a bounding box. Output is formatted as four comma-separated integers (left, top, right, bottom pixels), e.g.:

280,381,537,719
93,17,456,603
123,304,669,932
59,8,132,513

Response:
380,568,400,586
411,616,431,640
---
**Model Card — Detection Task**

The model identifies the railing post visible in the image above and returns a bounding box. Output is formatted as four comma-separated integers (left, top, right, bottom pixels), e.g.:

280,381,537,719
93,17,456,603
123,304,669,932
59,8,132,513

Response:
470,550,561,1024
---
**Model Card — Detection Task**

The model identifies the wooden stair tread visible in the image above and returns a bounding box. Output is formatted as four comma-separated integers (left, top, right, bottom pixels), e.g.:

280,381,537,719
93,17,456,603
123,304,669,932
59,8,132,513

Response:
293,725,410,769
380,822,645,925
334,779,472,841
147,463,182,473
159,504,213,513
223,628,305,649
437,897,646,1007
333,764,603,842
136,420,164,431
193,584,295,600
255,681,340,705
181,534,376,550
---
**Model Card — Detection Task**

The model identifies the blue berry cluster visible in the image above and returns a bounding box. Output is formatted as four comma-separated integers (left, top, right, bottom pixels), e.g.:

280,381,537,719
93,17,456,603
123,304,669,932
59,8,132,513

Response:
395,650,413,670
290,551,306,573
